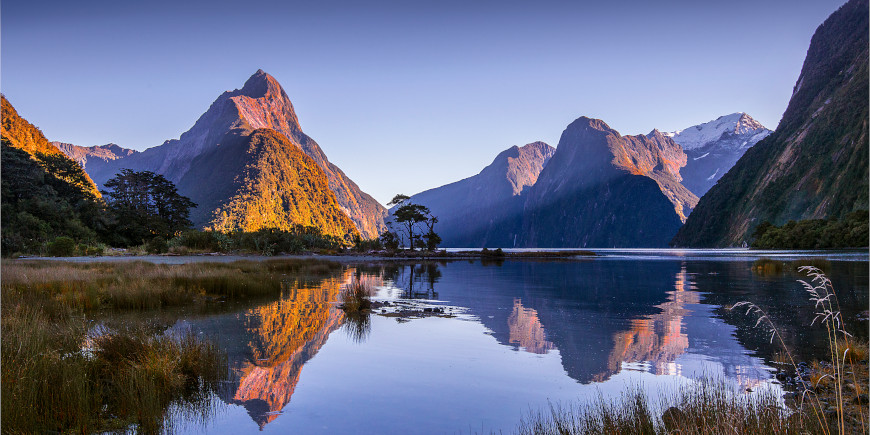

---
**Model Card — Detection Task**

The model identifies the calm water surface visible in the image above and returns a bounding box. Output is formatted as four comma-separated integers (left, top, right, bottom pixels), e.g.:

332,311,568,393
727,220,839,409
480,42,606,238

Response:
162,251,868,434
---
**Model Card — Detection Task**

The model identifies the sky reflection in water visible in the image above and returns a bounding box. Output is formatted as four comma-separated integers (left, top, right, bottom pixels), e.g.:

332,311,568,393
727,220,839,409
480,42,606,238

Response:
173,257,868,434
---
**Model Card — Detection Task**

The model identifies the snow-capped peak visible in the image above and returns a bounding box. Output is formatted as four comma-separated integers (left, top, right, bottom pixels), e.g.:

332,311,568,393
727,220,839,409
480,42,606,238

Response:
666,113,770,150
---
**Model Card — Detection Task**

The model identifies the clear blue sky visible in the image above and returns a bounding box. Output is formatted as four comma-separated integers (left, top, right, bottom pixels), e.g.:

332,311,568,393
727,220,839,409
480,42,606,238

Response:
2,0,846,205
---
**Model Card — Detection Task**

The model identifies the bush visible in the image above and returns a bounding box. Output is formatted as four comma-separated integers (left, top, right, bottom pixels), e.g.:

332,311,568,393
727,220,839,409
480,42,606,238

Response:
76,243,105,256
146,237,168,254
47,236,76,257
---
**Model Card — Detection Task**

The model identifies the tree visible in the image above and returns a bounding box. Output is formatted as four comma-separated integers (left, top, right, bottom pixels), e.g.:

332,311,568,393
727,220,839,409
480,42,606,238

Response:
422,215,441,251
102,169,196,245
389,195,428,251
387,194,442,251
379,230,399,251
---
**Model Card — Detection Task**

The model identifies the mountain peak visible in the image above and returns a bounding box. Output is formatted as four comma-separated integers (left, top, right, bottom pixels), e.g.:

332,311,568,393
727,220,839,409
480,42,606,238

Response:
566,116,614,133
238,69,282,99
666,112,770,150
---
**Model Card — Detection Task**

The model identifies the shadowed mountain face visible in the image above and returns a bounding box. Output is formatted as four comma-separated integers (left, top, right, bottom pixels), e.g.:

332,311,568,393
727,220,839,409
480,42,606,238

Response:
51,142,138,174
400,142,555,247
672,0,869,247
521,117,695,248
667,113,772,197
82,70,386,237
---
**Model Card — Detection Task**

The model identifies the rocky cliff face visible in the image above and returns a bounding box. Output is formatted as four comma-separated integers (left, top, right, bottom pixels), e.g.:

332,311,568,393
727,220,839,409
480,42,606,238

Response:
51,142,138,173
520,117,693,248
85,70,386,238
672,0,869,247
666,113,771,196
399,141,554,247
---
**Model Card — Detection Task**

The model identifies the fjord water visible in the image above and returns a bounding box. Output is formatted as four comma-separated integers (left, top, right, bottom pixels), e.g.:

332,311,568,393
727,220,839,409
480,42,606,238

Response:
171,253,868,434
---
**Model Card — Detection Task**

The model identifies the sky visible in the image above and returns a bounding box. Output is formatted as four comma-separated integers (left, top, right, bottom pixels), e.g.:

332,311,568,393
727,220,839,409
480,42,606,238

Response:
2,0,847,205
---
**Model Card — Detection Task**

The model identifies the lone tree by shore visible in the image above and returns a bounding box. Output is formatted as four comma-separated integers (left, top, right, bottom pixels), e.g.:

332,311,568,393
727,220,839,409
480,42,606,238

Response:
386,194,440,251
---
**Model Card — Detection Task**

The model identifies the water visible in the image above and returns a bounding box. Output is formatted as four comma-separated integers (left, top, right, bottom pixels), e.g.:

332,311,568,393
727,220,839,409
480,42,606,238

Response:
162,252,867,434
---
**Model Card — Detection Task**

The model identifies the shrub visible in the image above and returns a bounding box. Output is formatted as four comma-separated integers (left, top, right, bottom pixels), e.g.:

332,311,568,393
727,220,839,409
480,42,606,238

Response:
146,237,168,254
47,236,76,257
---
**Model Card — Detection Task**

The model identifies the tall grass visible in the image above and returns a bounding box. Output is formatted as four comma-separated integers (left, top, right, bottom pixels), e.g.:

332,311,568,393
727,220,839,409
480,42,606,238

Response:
517,266,866,435
1,258,342,313
0,258,341,433
517,381,820,434
1,303,227,434
339,277,376,342
731,266,866,435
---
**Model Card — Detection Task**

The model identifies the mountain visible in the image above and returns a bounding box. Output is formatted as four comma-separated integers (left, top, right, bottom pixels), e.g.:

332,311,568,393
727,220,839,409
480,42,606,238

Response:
181,128,358,237
1,95,100,198
51,141,138,174
666,113,772,196
84,70,386,238
398,141,555,247
1,96,104,253
520,117,697,248
672,0,868,247
2,96,67,158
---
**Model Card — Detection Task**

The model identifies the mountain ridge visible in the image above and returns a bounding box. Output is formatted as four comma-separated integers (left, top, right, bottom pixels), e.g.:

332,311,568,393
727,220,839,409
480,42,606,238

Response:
667,113,772,196
672,0,869,247
398,141,555,247
80,70,386,238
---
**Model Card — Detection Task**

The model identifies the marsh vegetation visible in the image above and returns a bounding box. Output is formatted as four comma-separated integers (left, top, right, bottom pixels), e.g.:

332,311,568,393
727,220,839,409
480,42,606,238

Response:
0,258,342,433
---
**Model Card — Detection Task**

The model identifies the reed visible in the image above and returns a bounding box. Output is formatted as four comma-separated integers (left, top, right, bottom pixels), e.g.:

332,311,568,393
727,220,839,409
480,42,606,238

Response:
730,266,867,435
517,381,820,434
0,258,342,433
0,303,226,434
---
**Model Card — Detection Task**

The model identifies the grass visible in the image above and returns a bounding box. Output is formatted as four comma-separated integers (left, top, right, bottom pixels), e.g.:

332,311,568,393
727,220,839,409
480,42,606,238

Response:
1,258,342,314
517,381,823,434
338,277,377,342
0,303,227,434
0,258,342,433
517,266,867,435
731,266,867,435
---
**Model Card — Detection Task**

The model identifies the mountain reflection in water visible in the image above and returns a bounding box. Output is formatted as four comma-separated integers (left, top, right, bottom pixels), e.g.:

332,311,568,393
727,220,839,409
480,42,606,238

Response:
221,271,353,428
174,257,866,432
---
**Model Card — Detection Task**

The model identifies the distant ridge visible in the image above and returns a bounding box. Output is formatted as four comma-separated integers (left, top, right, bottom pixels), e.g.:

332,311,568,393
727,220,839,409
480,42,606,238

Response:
520,117,694,248
398,141,555,247
672,0,869,247
51,141,138,173
666,113,772,197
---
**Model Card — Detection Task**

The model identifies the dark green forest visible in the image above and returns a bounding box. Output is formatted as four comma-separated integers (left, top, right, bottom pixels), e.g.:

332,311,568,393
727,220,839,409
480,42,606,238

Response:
751,210,869,249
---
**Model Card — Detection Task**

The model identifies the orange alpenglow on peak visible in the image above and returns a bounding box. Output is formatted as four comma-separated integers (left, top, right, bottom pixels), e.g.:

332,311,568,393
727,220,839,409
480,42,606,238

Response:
1,95,101,198
80,70,387,238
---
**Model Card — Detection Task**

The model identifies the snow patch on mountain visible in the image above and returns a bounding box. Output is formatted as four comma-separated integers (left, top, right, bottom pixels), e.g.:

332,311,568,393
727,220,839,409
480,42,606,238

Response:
666,113,770,150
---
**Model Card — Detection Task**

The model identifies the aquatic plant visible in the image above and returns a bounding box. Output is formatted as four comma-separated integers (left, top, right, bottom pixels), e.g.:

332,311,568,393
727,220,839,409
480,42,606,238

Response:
730,266,867,435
